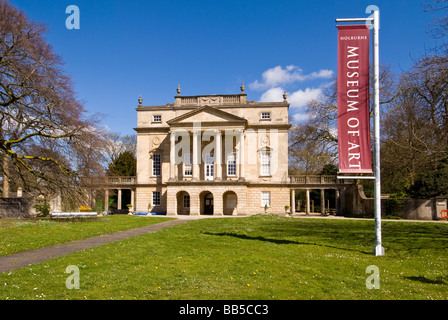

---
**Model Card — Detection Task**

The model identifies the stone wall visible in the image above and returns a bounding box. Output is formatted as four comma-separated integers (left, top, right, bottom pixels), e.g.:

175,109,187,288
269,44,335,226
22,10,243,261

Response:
344,185,447,220
0,197,35,218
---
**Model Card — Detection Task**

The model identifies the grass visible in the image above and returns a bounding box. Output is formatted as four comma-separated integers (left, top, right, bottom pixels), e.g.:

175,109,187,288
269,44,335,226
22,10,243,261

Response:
0,215,173,256
0,215,447,300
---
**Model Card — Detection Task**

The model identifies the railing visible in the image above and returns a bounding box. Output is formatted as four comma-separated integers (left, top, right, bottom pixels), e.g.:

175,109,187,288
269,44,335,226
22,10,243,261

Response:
104,175,351,186
107,176,136,185
174,94,247,106
289,175,353,185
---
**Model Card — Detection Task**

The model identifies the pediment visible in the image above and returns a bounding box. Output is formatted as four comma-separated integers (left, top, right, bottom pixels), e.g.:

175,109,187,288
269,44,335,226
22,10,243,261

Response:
167,106,247,126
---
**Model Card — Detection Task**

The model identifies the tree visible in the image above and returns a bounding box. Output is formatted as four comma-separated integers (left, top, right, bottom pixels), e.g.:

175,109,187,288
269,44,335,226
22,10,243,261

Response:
381,54,448,197
103,133,136,164
0,0,106,198
107,151,136,176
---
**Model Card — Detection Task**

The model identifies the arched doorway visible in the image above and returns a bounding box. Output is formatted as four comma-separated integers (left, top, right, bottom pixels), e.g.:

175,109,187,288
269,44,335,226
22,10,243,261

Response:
200,192,214,215
176,191,190,215
223,191,237,215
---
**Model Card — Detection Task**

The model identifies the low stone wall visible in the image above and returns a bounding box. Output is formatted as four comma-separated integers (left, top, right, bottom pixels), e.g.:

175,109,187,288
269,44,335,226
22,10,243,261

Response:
344,185,447,220
0,197,35,218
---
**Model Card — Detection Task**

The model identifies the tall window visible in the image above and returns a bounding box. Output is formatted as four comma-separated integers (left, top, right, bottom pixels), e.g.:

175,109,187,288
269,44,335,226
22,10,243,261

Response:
152,191,161,206
152,154,161,176
183,153,192,176
261,191,271,207
183,195,190,208
260,152,271,176
227,153,236,176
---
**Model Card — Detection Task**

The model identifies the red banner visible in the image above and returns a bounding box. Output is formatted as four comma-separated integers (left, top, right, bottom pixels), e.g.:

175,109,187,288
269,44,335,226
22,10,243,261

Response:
337,25,372,174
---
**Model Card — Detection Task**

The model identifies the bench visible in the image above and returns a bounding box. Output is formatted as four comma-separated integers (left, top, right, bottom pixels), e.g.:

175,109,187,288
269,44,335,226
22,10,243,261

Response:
51,212,98,218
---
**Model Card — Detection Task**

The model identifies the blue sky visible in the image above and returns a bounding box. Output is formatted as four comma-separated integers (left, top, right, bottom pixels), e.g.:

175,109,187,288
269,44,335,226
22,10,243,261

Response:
9,0,441,136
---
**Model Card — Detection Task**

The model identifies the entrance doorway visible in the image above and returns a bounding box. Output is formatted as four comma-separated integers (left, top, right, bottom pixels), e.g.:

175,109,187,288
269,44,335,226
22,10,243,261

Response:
204,192,214,215
205,154,214,181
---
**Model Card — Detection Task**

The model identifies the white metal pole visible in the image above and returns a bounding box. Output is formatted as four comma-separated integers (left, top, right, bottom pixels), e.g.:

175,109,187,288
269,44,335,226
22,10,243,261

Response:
336,8,384,256
372,9,385,256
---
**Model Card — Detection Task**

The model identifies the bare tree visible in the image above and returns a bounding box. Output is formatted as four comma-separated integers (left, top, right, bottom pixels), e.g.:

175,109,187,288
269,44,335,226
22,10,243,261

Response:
0,0,106,198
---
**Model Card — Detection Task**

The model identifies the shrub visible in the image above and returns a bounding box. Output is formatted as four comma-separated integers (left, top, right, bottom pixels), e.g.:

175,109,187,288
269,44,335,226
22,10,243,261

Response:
34,198,50,217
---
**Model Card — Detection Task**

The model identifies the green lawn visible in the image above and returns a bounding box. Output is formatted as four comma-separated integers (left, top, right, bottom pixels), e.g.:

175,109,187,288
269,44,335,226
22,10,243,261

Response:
0,215,173,256
0,215,447,300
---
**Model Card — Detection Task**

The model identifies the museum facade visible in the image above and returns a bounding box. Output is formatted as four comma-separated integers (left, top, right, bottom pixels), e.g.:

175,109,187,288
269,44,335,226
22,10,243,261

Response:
133,84,291,215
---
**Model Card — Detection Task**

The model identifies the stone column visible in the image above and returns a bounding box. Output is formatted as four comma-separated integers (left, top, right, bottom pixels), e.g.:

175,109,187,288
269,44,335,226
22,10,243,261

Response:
335,189,340,215
118,189,122,210
131,189,135,210
104,189,109,211
306,189,310,215
320,189,325,215
238,130,245,181
169,131,176,181
291,189,296,214
192,131,199,181
215,130,222,181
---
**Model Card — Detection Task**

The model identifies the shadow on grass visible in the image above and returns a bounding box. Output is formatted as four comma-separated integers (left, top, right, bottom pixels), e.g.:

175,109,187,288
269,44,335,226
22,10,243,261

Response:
404,276,446,285
203,232,371,255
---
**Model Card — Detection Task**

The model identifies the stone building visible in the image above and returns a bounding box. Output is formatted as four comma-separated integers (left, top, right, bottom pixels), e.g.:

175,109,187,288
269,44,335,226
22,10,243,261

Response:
133,84,291,215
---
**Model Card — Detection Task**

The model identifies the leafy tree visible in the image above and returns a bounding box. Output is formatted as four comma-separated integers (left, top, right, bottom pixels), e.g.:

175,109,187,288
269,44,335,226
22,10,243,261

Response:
107,151,136,176
381,54,448,197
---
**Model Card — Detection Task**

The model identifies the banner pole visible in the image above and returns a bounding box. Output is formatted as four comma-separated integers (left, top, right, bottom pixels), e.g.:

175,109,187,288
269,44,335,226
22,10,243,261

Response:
372,9,384,256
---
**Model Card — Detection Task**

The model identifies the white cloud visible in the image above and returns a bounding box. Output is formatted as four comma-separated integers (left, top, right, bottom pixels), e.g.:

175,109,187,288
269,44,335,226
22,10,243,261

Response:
249,65,333,90
292,112,311,122
288,87,323,109
260,87,284,102
259,86,323,111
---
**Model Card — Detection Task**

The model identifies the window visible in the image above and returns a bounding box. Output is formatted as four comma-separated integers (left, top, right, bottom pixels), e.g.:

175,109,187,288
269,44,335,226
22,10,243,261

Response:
260,152,271,176
183,153,192,176
205,154,214,180
227,153,236,176
183,195,190,208
261,112,271,120
153,115,162,123
152,191,161,206
261,191,271,207
152,154,161,176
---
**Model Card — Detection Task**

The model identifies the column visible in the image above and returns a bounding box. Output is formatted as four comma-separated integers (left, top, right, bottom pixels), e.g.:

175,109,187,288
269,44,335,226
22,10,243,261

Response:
215,130,222,181
306,189,310,215
131,189,135,210
335,189,340,215
104,189,109,211
118,189,122,210
192,131,199,181
320,189,325,215
238,130,245,181
169,131,176,181
291,189,296,214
